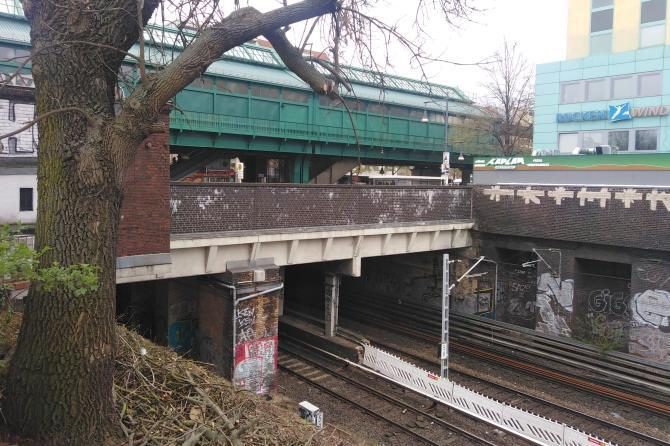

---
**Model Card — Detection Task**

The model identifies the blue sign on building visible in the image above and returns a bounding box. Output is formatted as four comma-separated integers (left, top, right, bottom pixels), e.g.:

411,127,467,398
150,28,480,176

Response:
609,103,632,122
556,110,608,123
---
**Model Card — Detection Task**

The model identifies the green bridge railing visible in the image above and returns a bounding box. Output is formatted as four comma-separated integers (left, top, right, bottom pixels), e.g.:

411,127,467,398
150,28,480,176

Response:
170,111,497,156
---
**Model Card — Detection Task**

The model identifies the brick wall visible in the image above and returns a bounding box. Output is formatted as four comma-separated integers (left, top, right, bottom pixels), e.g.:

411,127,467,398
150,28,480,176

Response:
473,184,670,252
117,112,171,257
170,184,472,234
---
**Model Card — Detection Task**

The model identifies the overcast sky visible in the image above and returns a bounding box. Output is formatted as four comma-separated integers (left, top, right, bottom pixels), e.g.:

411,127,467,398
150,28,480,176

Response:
227,1,569,97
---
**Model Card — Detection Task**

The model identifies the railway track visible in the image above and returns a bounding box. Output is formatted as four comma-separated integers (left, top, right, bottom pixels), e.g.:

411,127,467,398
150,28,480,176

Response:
335,292,670,417
279,335,534,446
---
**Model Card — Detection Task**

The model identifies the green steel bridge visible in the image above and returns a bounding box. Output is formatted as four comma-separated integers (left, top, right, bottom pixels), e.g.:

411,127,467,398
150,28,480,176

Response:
0,4,498,181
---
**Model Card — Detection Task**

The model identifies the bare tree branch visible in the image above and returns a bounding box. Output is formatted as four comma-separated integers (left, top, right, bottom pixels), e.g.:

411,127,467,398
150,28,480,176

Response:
0,107,95,140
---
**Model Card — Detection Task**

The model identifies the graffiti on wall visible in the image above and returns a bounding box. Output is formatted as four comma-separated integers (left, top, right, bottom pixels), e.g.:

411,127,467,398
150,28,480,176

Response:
629,289,670,363
481,186,670,212
628,259,670,363
496,265,537,328
232,294,279,394
233,336,277,395
535,273,574,337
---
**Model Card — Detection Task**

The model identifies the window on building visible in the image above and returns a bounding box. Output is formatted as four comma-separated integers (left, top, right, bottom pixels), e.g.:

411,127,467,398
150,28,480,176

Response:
320,95,343,108
19,188,33,212
590,0,614,54
14,48,30,64
8,101,15,121
429,111,446,123
558,132,579,153
192,76,213,89
640,22,666,46
641,0,667,47
611,76,635,98
387,105,409,118
0,45,13,60
408,109,424,120
592,0,614,8
608,130,630,150
635,128,658,150
561,81,583,103
641,0,666,23
582,131,606,148
8,137,17,153
216,78,248,95
251,84,280,99
585,78,607,101
343,99,366,112
590,32,613,54
283,89,310,103
638,71,662,96
367,102,386,114
591,8,614,32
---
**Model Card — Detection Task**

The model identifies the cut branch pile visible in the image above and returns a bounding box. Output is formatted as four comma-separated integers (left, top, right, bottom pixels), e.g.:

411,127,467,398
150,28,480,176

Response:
115,326,333,446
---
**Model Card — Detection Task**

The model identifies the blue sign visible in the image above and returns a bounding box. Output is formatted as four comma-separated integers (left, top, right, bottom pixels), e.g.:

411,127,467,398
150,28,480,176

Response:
556,110,607,123
608,103,631,122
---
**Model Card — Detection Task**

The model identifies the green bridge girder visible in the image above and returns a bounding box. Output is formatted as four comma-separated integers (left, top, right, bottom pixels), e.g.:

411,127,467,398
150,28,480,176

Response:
0,9,500,162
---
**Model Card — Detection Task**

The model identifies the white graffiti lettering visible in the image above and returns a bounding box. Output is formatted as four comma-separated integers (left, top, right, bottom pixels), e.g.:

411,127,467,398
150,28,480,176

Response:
577,187,611,208
482,186,515,202
517,187,545,205
646,190,670,212
547,187,575,205
614,188,643,209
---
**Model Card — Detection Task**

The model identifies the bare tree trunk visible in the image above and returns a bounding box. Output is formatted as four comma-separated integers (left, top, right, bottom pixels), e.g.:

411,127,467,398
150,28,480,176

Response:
3,2,152,443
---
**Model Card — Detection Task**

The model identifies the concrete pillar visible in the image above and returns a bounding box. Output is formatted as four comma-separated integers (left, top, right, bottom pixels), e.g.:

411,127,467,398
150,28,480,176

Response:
198,261,282,395
324,273,340,337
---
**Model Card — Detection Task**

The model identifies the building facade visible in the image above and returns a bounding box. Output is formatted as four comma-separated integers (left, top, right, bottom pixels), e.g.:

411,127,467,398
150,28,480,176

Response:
535,0,670,153
0,76,37,224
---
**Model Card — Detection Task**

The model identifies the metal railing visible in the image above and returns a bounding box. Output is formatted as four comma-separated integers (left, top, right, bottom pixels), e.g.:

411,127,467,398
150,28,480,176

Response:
362,343,616,446
171,111,497,156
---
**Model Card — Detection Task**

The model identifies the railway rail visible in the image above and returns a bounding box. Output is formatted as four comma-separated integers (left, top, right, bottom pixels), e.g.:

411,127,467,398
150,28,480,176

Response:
279,335,532,446
336,291,670,417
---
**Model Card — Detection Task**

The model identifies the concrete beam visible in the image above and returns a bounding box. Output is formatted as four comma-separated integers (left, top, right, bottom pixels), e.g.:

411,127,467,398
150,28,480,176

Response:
117,221,473,283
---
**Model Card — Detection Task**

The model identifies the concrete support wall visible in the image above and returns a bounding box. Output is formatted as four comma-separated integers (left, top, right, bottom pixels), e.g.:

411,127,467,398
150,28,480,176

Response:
464,233,670,364
197,265,282,394
342,252,457,308
629,258,670,363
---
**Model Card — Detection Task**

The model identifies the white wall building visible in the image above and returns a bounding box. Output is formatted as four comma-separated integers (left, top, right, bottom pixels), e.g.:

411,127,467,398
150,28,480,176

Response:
0,166,37,224
0,84,38,225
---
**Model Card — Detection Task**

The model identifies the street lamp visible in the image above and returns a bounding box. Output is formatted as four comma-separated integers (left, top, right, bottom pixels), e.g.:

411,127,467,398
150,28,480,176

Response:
422,97,449,184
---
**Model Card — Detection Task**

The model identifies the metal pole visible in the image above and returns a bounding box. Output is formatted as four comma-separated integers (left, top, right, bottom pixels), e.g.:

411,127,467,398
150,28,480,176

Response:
440,253,450,379
442,96,450,185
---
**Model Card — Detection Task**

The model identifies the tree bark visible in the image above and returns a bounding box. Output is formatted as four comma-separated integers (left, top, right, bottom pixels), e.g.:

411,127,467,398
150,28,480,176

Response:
3,1,336,443
3,2,155,444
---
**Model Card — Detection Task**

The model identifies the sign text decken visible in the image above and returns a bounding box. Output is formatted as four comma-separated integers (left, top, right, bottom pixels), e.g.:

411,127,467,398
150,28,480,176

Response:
556,104,670,123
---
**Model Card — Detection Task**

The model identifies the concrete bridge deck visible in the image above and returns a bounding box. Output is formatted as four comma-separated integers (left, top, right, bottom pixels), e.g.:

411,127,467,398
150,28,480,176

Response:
116,184,475,283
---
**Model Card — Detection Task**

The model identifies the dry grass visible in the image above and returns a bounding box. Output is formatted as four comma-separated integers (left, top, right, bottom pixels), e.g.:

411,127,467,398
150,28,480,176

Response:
1,311,350,445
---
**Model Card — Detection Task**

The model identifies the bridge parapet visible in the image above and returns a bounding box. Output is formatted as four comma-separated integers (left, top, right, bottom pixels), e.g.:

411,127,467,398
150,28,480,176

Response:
170,183,472,234
117,184,474,283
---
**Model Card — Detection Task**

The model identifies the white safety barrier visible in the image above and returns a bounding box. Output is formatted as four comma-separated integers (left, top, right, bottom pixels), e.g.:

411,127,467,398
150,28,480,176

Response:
362,343,615,446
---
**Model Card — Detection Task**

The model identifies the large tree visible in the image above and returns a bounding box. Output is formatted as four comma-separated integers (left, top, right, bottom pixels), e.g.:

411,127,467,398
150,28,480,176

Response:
2,0,474,444
480,40,534,156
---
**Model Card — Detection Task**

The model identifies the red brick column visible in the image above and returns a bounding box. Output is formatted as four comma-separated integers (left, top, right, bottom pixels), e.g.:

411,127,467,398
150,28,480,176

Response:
117,109,171,259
